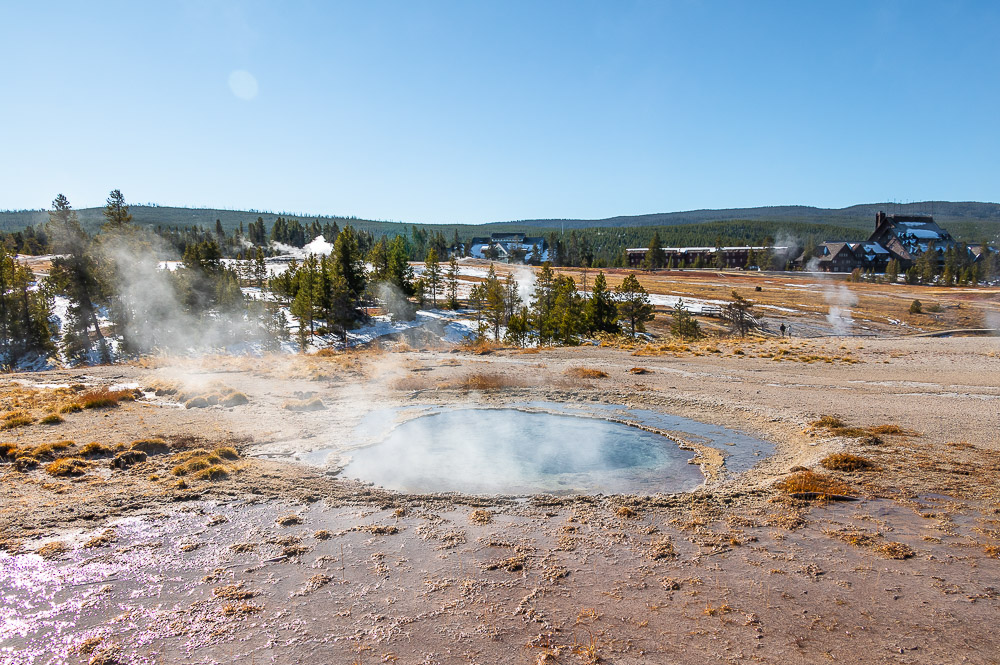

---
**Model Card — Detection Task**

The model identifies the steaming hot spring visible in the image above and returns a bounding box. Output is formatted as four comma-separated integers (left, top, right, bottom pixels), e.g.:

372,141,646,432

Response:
294,404,772,495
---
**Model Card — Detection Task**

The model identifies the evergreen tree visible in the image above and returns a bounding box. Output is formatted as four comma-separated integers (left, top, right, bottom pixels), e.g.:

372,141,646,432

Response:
885,259,899,283
424,248,442,307
446,255,460,309
46,194,111,364
0,247,54,367
584,271,618,334
641,232,666,270
669,300,701,339
615,273,655,337
103,189,132,228
725,290,755,337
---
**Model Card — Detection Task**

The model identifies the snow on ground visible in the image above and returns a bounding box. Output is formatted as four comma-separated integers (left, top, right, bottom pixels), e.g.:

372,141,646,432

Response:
757,304,799,313
645,294,728,313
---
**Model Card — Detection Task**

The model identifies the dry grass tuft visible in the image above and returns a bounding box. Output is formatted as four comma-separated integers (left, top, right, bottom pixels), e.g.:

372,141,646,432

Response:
615,505,639,519
281,397,326,411
648,537,677,560
313,530,332,540
59,403,83,414
359,524,398,535
40,413,64,425
221,392,249,407
460,338,503,355
214,447,240,460
628,367,651,375
45,457,89,477
37,541,68,558
80,442,112,457
443,372,526,391
820,453,876,472
130,438,169,455
221,602,263,616
0,442,24,461
565,367,609,379
2,411,35,430
79,388,138,410
110,450,147,470
470,509,493,525
213,583,260,600
276,514,304,526
776,470,852,498
810,415,919,439
30,440,73,459
193,464,229,481
874,541,915,559
84,529,117,548
14,456,39,472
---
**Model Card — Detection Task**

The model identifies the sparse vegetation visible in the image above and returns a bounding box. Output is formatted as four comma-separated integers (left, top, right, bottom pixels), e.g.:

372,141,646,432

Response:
820,453,876,472
40,413,64,424
777,470,852,498
45,456,88,476
2,411,35,430
565,367,608,379
281,397,326,411
79,388,138,410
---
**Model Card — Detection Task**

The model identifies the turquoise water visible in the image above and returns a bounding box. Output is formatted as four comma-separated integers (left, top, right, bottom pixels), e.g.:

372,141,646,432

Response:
341,408,705,495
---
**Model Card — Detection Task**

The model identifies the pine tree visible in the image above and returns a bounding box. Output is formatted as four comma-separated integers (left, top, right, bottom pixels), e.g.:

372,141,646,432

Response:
584,272,618,334
103,189,132,229
446,255,460,309
725,290,755,337
424,248,441,307
641,232,666,270
615,273,655,337
46,194,111,364
669,300,701,339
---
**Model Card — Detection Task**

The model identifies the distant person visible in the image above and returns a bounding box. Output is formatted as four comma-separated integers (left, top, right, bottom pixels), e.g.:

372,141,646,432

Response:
779,323,786,337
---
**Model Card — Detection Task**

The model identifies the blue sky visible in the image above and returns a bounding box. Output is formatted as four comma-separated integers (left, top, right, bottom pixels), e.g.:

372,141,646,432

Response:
2,1,998,224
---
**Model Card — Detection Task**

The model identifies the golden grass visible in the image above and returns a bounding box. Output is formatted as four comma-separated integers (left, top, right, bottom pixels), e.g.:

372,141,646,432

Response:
45,457,88,477
459,338,504,355
213,583,260,601
78,388,138,410
820,453,876,472
809,415,919,439
39,413,64,425
37,541,68,558
281,397,326,411
2,412,35,430
874,541,915,559
470,509,493,525
110,450,147,469
442,372,526,391
276,514,303,526
220,392,249,407
648,537,677,560
130,438,169,455
194,465,229,481
628,367,651,375
59,403,83,414
776,470,852,498
79,442,112,457
565,367,608,379
14,456,38,472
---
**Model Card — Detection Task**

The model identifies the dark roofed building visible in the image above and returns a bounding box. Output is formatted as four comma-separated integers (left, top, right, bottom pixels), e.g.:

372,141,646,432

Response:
869,211,956,268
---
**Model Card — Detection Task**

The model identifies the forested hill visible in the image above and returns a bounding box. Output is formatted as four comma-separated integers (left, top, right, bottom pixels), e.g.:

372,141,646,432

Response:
507,201,1000,236
2,200,999,242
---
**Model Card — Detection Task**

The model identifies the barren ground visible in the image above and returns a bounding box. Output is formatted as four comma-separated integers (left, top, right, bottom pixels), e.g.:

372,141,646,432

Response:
2,271,1000,665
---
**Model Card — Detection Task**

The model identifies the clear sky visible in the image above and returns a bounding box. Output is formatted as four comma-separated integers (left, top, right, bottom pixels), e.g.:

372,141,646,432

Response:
2,1,998,224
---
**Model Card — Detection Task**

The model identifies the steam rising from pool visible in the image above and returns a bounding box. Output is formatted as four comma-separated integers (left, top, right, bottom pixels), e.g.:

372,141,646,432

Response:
340,409,705,495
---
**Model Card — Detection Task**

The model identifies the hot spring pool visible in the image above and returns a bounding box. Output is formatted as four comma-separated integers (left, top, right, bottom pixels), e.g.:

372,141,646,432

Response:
339,408,705,495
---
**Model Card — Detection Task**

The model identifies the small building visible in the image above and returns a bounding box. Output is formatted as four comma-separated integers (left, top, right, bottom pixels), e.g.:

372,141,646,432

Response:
469,233,547,262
